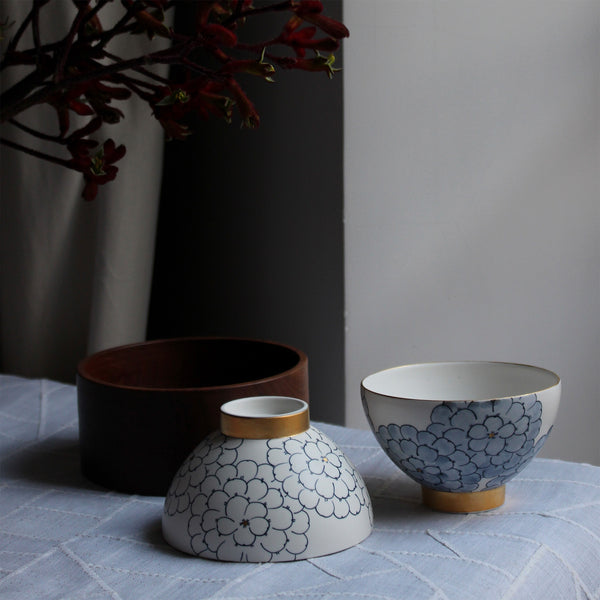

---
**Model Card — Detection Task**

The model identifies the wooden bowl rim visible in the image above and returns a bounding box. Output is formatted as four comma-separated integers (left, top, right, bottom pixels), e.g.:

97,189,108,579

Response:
77,336,308,393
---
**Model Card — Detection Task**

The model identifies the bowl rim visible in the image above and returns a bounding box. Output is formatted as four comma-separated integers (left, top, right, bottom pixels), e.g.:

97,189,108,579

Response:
221,396,309,419
361,360,561,402
220,396,310,439
77,336,308,392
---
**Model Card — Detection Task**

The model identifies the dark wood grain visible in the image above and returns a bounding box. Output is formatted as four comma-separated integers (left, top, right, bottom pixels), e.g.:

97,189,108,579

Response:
77,337,308,495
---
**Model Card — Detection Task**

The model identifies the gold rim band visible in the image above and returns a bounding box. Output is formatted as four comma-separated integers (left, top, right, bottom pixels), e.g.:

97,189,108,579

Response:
220,397,310,439
422,485,506,513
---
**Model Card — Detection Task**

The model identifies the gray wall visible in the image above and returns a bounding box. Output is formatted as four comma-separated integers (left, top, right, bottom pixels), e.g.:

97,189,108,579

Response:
344,1,600,465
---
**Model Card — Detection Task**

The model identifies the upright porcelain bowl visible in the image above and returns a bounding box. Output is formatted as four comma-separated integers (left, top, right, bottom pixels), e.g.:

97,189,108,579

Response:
162,396,372,562
361,362,561,512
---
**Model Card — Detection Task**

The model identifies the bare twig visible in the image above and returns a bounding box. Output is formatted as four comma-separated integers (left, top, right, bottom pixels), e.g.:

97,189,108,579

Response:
8,117,65,142
0,135,72,167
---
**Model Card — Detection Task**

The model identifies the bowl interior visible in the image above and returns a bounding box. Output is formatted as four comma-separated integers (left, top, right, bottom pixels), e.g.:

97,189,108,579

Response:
221,396,308,418
362,361,559,401
78,337,304,390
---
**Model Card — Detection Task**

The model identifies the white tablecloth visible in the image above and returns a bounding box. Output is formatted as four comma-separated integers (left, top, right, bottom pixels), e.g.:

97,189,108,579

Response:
1,374,599,599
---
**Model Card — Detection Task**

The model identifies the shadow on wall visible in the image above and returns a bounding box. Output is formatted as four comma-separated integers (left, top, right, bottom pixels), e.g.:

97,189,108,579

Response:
147,2,346,425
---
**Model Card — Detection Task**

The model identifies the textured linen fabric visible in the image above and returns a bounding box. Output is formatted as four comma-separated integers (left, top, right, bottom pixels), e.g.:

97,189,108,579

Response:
0,374,599,600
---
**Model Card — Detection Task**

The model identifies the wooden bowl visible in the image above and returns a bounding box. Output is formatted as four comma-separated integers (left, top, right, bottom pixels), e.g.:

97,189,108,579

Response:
76,337,308,495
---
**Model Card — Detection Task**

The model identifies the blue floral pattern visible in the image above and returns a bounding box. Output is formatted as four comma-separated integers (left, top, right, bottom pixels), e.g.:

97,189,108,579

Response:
164,428,371,562
371,395,551,492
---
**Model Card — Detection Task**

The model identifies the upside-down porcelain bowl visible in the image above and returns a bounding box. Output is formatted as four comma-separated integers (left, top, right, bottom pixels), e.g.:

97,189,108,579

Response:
361,361,561,512
162,396,372,562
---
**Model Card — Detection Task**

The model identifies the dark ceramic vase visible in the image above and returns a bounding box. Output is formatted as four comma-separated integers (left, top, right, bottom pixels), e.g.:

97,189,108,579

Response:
76,337,308,495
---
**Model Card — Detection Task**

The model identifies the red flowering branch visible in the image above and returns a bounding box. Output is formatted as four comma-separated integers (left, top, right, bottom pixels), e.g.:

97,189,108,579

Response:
0,0,348,200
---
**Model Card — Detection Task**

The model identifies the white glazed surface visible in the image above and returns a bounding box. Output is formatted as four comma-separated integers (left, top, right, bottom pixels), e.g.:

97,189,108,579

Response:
361,362,561,493
361,361,560,402
221,396,307,418
162,427,373,562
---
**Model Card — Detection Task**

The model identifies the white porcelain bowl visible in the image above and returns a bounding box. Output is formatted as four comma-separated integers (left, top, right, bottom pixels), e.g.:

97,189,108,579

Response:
162,396,372,562
361,362,561,511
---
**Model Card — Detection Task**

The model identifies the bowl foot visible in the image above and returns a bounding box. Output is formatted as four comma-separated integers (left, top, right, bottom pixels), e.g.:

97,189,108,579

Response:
421,485,505,513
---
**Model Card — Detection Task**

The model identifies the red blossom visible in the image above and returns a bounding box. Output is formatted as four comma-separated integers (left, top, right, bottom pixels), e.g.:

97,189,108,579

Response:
283,52,341,78
221,49,276,81
131,6,171,39
152,83,203,136
293,1,349,39
193,90,235,123
157,118,191,141
195,2,219,27
152,80,237,137
0,0,348,199
47,86,94,137
68,138,126,201
280,25,340,58
46,73,132,136
200,23,238,47
85,81,131,124
226,78,260,128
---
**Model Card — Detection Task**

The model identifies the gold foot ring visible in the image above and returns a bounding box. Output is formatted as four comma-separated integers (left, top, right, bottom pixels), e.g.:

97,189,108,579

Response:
422,485,506,513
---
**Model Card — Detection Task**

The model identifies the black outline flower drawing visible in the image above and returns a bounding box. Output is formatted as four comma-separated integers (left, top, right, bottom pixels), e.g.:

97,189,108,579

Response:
163,427,372,562
164,432,243,516
267,429,370,519
187,460,310,562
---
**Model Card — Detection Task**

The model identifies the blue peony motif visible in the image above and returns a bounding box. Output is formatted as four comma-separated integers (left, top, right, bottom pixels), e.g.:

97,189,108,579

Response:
483,429,552,489
376,395,548,492
376,423,482,492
